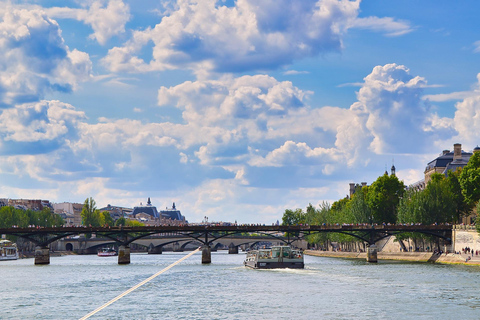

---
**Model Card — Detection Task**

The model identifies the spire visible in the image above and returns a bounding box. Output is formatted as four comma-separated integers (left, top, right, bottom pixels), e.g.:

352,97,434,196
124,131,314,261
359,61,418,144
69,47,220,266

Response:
391,158,396,176
147,197,151,205
172,202,176,209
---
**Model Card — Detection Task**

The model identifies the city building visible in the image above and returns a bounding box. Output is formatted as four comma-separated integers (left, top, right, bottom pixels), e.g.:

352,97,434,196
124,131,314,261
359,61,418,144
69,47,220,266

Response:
160,203,186,223
348,164,395,198
410,143,480,191
98,204,132,221
131,198,160,219
130,198,187,225
53,202,83,226
0,198,53,211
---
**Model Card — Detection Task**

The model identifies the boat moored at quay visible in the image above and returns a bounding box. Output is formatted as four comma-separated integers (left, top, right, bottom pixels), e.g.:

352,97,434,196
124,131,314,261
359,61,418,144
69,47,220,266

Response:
0,240,18,261
244,246,304,269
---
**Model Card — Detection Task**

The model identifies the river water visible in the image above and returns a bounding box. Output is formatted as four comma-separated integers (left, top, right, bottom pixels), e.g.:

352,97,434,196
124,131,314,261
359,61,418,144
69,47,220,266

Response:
3,251,480,319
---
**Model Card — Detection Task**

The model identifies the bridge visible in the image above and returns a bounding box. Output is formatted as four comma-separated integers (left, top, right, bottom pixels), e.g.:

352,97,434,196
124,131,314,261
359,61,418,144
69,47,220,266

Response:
60,234,297,254
0,224,452,265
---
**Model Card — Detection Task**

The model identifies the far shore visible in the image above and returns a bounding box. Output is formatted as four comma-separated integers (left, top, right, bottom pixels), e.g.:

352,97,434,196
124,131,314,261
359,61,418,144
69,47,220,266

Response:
304,250,480,266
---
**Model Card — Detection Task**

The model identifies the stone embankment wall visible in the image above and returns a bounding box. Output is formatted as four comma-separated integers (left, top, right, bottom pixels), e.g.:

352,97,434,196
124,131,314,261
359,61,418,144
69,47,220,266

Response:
452,226,480,252
305,226,480,265
304,250,472,264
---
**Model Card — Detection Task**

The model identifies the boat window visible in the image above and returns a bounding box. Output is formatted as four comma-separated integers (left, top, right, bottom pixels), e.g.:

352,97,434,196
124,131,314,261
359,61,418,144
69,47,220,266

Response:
272,248,280,258
282,247,291,258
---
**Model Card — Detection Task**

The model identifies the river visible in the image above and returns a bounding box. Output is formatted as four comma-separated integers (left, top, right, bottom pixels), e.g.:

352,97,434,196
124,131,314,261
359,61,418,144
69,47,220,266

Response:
2,251,480,319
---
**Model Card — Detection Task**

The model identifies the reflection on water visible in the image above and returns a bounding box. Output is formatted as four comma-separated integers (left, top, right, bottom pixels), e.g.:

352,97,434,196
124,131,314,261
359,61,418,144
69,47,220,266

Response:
2,252,480,319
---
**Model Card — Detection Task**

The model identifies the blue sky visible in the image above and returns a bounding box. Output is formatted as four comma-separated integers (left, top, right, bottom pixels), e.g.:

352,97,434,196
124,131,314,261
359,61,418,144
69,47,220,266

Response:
1,0,480,223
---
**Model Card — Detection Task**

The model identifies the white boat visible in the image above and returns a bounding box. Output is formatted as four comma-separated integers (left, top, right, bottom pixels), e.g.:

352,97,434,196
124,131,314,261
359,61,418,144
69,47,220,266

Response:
244,245,304,269
0,240,18,261
97,247,118,257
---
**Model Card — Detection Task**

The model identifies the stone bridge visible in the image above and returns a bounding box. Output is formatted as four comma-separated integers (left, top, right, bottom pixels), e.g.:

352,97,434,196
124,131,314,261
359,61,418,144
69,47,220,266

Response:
57,234,307,254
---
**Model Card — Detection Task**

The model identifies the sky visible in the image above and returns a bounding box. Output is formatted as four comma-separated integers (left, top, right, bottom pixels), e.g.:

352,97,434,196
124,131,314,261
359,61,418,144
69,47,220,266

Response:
1,0,480,224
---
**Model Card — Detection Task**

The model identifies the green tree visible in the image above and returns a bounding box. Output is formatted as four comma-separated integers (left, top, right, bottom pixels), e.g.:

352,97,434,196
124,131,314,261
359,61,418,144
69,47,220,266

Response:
348,185,371,224
115,217,126,226
460,151,480,205
398,174,455,224
281,208,305,225
447,169,472,223
126,219,145,227
81,197,100,227
99,211,114,226
366,173,405,223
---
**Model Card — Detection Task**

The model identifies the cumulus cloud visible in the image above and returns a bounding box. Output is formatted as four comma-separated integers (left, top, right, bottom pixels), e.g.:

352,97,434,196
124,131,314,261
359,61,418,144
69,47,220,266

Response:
0,7,92,107
0,100,86,154
45,0,130,45
103,0,361,73
452,76,480,146
348,63,441,154
102,0,413,75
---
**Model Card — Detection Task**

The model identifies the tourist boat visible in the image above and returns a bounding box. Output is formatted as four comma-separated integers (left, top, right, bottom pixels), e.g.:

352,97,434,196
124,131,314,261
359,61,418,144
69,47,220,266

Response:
0,240,18,261
244,246,304,269
97,247,118,257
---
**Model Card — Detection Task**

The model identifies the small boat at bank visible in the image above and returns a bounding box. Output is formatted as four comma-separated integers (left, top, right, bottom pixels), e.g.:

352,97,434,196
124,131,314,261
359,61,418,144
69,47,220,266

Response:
0,240,18,261
244,245,304,269
97,247,118,257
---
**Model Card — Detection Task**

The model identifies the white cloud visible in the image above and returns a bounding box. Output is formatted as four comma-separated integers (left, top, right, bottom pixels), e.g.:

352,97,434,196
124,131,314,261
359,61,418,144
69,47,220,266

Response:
103,0,361,74
452,88,480,146
45,0,130,45
474,40,480,53
423,91,478,102
283,70,310,75
351,63,437,154
0,100,85,143
0,7,92,106
350,16,413,36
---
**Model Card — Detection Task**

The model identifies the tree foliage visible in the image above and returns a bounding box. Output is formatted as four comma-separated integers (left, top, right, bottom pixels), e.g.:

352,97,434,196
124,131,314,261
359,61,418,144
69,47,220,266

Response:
365,173,405,223
0,206,63,228
398,174,455,224
460,151,480,205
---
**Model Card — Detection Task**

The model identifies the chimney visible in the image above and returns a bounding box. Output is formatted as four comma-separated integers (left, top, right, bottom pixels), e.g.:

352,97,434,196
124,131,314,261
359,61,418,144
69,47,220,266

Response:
361,182,367,187
453,143,462,161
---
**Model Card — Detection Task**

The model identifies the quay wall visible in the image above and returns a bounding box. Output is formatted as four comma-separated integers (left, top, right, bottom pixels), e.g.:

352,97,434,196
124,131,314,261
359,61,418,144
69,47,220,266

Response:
304,250,476,265
305,227,480,265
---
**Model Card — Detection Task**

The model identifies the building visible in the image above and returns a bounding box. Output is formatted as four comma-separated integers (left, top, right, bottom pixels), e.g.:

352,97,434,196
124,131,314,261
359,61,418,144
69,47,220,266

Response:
349,182,368,198
0,198,53,211
98,204,133,221
130,198,187,225
424,143,479,184
53,202,83,226
410,143,480,191
131,198,160,219
160,203,186,223
348,164,396,198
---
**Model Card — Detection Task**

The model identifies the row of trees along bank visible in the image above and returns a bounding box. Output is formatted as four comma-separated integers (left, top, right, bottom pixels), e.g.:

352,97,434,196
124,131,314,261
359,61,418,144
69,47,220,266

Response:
282,151,480,249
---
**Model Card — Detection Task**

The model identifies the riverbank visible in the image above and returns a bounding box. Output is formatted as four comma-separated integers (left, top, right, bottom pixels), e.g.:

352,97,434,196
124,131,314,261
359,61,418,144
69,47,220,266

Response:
304,250,480,265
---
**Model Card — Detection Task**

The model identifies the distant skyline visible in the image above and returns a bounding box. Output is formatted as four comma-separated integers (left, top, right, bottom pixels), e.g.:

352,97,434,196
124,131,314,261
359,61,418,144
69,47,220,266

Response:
1,0,480,223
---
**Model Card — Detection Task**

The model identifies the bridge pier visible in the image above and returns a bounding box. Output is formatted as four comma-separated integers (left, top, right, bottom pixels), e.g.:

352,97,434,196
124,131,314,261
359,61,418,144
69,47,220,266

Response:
172,242,183,252
148,245,162,254
366,245,378,263
228,243,238,254
118,245,130,264
202,246,211,264
34,246,50,265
